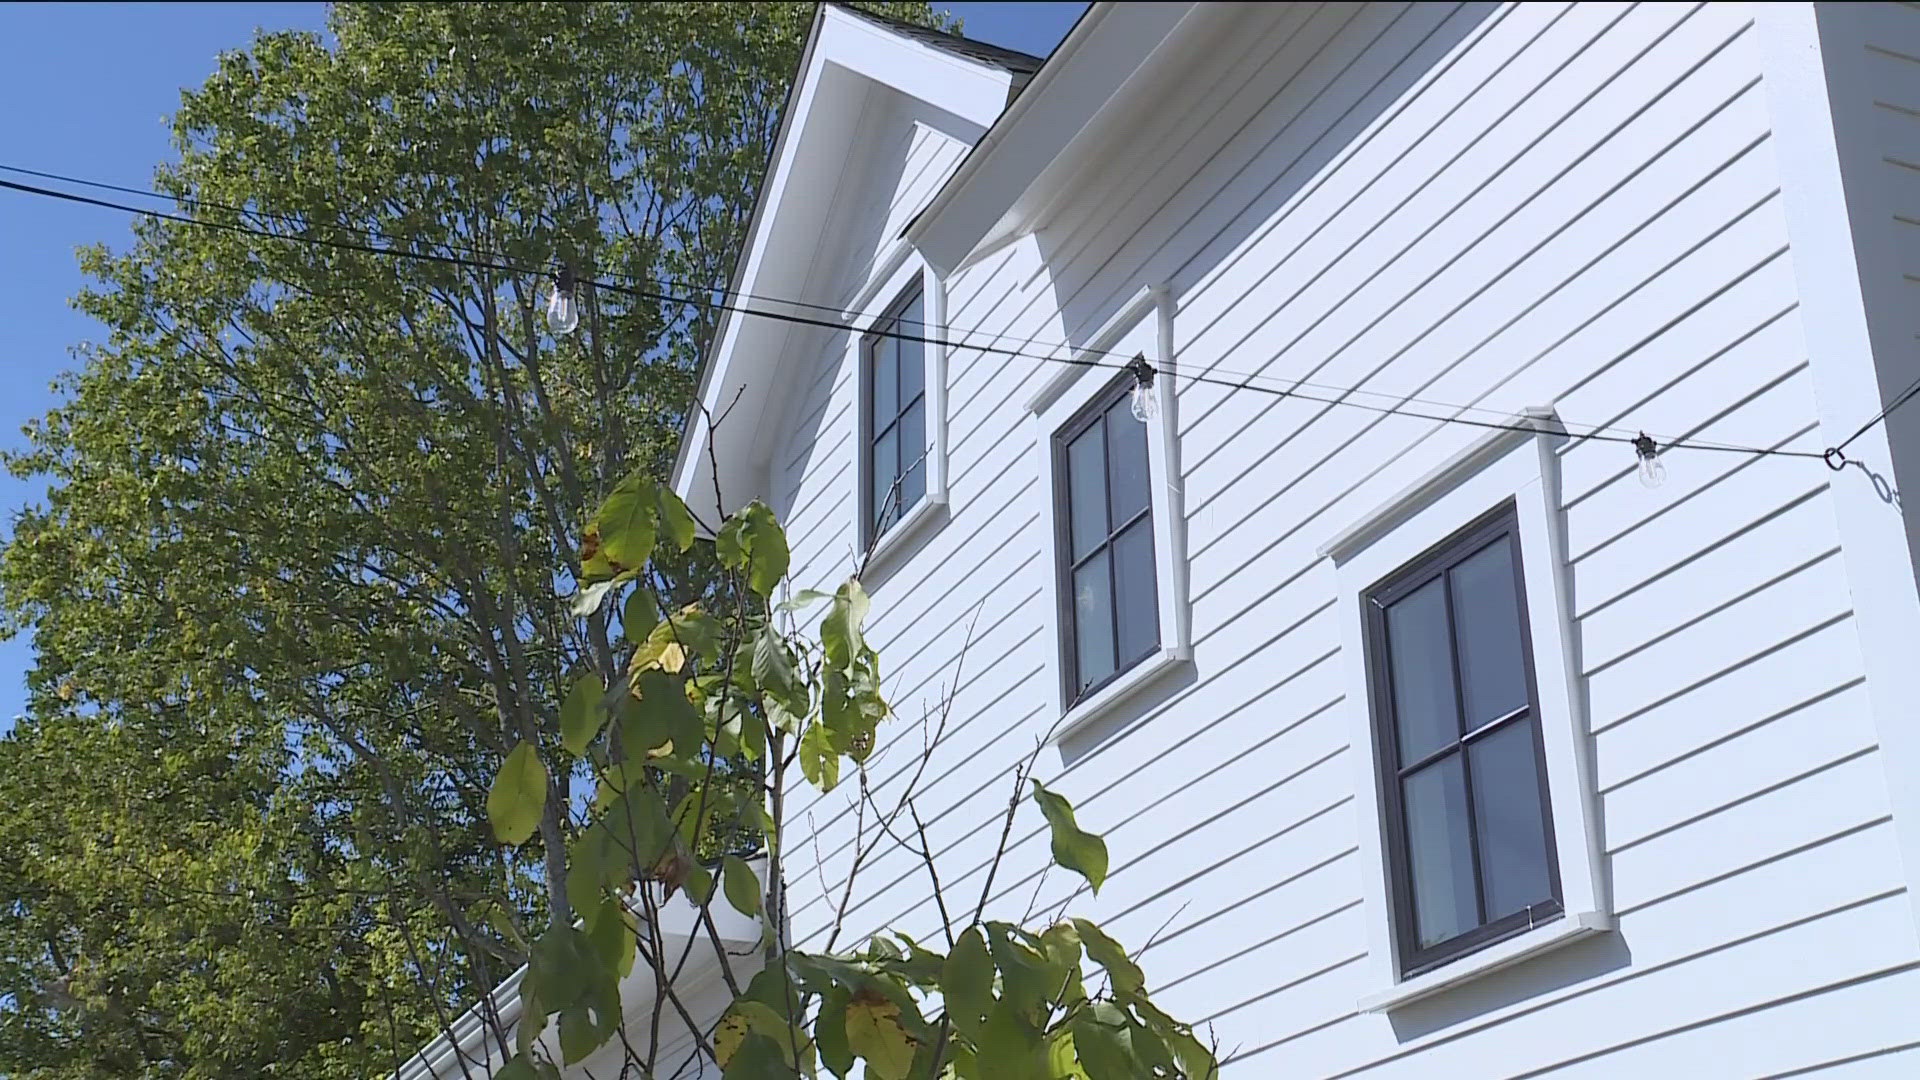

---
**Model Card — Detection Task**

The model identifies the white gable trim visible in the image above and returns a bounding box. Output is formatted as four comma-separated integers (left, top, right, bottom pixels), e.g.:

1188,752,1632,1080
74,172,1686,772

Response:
670,7,1015,521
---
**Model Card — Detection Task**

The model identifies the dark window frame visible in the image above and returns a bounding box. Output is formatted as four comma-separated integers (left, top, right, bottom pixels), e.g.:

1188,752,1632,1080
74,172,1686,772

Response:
1052,371,1160,707
1362,502,1562,978
859,283,928,548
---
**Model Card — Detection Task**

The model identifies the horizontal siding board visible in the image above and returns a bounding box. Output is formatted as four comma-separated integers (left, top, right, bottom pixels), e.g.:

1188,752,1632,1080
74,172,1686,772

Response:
751,1,1915,1073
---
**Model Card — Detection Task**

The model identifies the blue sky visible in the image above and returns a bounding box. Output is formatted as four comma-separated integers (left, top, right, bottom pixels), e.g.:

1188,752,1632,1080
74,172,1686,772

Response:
0,2,1084,732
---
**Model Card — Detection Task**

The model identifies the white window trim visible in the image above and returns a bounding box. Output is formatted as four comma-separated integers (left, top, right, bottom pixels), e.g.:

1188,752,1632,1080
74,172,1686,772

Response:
853,250,949,574
1029,285,1191,744
1319,409,1611,1014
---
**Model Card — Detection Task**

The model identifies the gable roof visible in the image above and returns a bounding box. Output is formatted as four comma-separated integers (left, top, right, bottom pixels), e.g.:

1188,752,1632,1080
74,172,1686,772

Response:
667,2,1031,520
831,3,1046,96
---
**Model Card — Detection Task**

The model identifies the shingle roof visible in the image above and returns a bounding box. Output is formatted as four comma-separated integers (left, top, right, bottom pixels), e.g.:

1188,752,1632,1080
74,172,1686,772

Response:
830,3,1048,80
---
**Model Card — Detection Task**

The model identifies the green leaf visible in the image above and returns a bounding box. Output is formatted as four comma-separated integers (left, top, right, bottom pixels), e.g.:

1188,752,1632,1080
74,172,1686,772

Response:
1069,1003,1138,1080
603,783,673,875
559,970,620,1064
622,588,659,641
977,1000,1049,1080
777,588,832,613
1049,1028,1093,1080
656,486,697,551
723,1033,798,1079
741,500,789,596
623,670,702,758
560,673,605,756
941,926,993,1037
987,922,1056,1022
819,579,869,669
1128,995,1216,1078
517,984,548,1057
683,859,715,904
527,924,601,1011
815,986,854,1077
752,622,808,715
722,853,762,917
586,896,636,980
594,474,658,571
798,723,840,792
495,1055,538,1080
566,822,613,909
1031,779,1109,894
844,993,917,1080
1072,918,1144,997
488,741,547,846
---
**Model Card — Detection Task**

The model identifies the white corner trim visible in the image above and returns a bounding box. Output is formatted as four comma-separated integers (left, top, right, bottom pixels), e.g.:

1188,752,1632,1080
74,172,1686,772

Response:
1356,911,1612,1014
1318,407,1561,563
1024,284,1163,415
1047,648,1191,745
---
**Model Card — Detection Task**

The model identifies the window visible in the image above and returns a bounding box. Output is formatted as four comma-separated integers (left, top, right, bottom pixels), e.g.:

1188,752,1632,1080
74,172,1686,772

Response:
862,285,927,545
1364,504,1560,977
1028,286,1191,742
1325,414,1610,1013
1055,373,1160,704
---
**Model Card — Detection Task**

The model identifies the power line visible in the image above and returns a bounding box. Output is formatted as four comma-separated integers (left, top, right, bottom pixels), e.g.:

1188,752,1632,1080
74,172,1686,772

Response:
0,173,1856,463
6,163,1800,456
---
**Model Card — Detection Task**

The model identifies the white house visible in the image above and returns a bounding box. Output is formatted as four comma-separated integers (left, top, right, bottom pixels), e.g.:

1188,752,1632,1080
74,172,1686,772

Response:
419,2,1920,1075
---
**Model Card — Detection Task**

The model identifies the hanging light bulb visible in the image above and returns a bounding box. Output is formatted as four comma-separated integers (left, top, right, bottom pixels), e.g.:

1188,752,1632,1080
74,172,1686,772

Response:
546,263,580,336
1126,353,1158,423
1633,432,1667,489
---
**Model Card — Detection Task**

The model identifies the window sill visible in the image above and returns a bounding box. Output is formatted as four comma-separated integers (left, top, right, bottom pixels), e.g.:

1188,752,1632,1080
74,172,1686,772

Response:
1356,910,1611,1014
1048,647,1191,745
860,494,946,579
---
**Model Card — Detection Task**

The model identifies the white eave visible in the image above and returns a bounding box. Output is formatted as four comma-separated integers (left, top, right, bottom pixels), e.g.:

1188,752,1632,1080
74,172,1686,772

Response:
667,6,1022,522
905,2,1237,275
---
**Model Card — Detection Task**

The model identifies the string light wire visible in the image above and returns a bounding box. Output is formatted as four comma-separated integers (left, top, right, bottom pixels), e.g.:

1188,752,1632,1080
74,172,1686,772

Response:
0,172,1871,464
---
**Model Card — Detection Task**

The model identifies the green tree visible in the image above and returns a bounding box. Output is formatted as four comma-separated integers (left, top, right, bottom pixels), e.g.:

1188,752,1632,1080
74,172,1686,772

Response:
483,478,1219,1079
0,4,942,1076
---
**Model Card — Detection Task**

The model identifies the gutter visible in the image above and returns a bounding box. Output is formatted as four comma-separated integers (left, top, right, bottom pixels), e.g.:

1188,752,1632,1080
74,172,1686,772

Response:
899,1,1112,258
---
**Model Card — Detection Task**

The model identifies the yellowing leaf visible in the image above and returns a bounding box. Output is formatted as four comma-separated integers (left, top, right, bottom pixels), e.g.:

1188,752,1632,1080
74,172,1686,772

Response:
487,741,546,846
798,723,840,793
713,1010,750,1067
1031,779,1108,894
844,993,917,1080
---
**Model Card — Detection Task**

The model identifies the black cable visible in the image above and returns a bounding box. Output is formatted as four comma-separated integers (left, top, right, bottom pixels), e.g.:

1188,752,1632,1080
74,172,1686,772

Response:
1837,372,1920,453
0,174,1838,463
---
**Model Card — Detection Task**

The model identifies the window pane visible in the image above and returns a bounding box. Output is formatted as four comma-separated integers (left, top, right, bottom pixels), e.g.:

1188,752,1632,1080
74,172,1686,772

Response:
1451,537,1529,730
871,426,899,531
1072,550,1116,693
1066,424,1108,560
871,337,898,422
897,295,925,406
898,399,926,512
1384,578,1460,766
1110,516,1159,666
1403,755,1479,948
1470,719,1554,921
1104,396,1151,526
